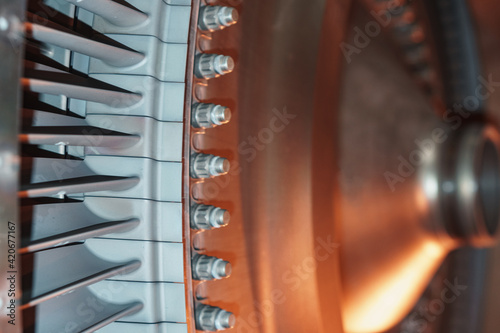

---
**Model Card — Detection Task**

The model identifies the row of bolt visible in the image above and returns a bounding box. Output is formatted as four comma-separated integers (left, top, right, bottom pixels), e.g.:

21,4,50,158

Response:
190,4,238,332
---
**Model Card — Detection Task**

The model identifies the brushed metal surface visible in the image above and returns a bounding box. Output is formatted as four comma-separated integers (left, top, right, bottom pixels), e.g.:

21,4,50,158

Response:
338,6,446,331
194,0,351,332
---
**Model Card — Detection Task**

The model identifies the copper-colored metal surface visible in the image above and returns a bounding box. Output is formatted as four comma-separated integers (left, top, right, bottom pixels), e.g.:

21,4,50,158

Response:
192,0,351,332
192,1,500,332
338,9,448,331
340,3,500,331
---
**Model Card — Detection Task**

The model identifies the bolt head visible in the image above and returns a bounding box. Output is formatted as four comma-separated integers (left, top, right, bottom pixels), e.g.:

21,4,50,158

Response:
219,7,239,27
212,105,232,125
216,310,236,330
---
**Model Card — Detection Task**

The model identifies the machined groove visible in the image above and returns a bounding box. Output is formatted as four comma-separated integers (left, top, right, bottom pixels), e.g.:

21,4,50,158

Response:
21,243,143,311
64,0,148,28
20,218,140,254
31,287,143,333
79,302,144,333
21,108,83,122
21,259,141,310
20,126,141,148
21,77,142,107
24,21,145,67
19,175,140,198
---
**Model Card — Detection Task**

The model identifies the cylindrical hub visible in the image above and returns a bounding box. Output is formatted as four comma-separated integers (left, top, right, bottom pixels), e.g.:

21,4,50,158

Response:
436,122,500,246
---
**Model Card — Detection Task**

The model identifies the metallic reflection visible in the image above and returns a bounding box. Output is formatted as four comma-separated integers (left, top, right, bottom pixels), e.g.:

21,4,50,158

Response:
339,5,500,332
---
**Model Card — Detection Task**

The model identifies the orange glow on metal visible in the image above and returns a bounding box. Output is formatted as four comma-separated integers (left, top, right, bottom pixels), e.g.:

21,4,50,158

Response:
343,239,446,332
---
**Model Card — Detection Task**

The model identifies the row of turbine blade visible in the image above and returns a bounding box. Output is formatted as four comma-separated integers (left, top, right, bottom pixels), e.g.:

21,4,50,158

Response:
19,0,208,332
